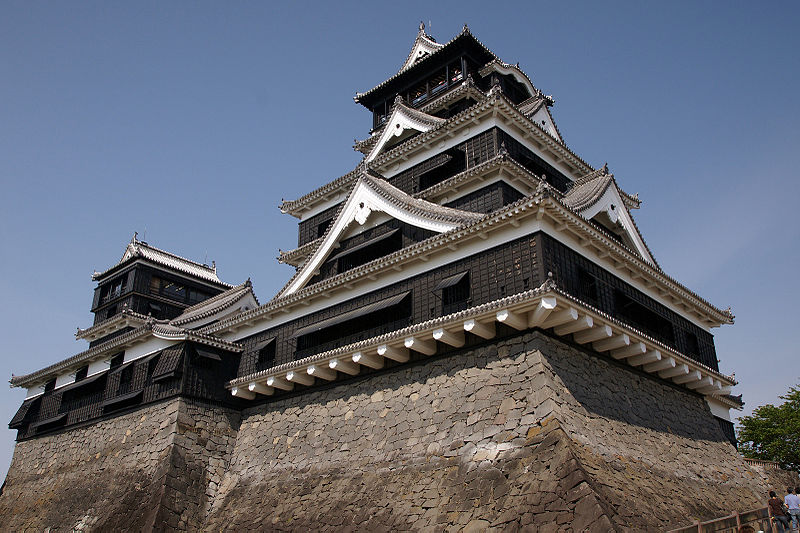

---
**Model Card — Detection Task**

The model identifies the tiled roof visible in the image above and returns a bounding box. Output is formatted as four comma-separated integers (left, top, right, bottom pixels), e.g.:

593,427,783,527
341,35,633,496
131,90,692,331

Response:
355,25,498,104
170,280,258,326
563,167,617,212
10,319,243,389
93,234,229,287
75,308,150,340
477,59,551,105
363,171,485,225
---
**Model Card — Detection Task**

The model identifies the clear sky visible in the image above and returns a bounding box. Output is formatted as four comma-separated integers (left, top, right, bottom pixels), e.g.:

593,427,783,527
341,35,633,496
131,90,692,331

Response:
1,2,798,479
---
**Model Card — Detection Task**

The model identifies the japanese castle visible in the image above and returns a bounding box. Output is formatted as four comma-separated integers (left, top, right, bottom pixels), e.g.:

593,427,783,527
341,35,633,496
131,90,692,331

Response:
9,23,740,481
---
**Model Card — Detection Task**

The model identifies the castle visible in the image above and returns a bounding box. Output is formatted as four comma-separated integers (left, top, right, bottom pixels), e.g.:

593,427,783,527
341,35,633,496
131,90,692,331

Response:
2,25,794,531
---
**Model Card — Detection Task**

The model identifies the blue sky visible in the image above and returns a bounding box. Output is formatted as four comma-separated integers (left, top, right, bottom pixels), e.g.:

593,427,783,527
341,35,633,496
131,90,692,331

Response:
1,2,798,478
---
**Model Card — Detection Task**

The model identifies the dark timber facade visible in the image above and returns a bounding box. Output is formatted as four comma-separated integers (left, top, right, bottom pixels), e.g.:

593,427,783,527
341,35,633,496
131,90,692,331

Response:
4,26,753,530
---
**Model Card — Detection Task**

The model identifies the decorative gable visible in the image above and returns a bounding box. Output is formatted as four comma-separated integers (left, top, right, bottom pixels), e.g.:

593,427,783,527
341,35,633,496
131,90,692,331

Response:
563,166,654,265
278,173,483,297
399,23,445,73
365,97,445,163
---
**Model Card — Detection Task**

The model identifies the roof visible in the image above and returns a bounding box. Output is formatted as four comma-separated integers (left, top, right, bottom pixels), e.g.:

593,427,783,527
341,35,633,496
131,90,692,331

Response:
75,308,151,341
277,171,485,298
397,23,445,74
9,319,243,389
282,89,595,218
170,280,259,326
92,234,229,287
354,25,497,108
477,59,552,105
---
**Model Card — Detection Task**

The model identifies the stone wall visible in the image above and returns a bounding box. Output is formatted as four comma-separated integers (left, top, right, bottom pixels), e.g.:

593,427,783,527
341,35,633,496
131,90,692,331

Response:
205,331,790,531
2,332,796,531
0,397,239,532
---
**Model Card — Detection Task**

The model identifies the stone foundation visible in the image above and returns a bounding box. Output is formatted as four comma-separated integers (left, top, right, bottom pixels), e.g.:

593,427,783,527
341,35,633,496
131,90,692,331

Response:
1,332,796,531
0,398,240,531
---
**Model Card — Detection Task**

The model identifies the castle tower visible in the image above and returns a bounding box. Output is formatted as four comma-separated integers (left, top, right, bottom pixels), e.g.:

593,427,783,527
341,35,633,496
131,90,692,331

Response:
4,25,793,531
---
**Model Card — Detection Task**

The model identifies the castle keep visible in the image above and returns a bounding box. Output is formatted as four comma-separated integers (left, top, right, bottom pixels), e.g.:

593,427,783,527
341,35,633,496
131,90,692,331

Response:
2,25,790,531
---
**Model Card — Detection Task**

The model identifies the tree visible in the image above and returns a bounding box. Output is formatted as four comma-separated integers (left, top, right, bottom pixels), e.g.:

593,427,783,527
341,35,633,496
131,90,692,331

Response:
737,384,800,472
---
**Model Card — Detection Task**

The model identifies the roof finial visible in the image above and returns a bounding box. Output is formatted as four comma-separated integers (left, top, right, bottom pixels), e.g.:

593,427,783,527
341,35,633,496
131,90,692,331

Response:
211,260,216,272
462,23,469,33
131,231,138,243
602,162,609,175
394,94,404,106
497,140,508,156
419,21,425,33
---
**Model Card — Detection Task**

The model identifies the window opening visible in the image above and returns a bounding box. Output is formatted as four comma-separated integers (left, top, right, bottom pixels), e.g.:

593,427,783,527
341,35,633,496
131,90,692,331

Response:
614,289,674,344
75,366,88,382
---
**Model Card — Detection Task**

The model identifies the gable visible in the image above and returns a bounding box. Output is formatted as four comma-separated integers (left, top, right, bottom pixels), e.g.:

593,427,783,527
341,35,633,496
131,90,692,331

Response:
399,25,445,73
365,99,445,164
278,175,483,297
529,105,563,144
579,184,655,265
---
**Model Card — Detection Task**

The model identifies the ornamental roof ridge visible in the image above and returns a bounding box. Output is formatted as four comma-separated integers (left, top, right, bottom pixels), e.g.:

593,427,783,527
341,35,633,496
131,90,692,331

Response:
369,91,593,176
10,317,247,389
389,95,447,127
362,171,484,225
274,170,484,298
279,161,364,217
397,22,445,74
543,194,735,322
204,190,733,338
92,235,229,287
286,90,593,217
75,308,151,340
477,59,553,105
278,239,319,266
415,151,549,200
355,25,497,104
169,280,258,327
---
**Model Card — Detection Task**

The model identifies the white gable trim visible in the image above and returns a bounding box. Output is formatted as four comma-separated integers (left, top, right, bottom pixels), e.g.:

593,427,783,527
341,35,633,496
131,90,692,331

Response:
579,185,655,265
366,105,444,164
530,106,562,144
280,179,463,297
481,62,536,99
401,34,444,72
175,293,260,330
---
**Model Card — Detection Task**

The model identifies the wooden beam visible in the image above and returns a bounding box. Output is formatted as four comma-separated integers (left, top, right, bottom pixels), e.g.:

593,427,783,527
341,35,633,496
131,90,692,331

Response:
592,333,629,352
696,380,723,394
329,358,360,375
659,364,689,379
266,375,294,391
463,319,495,339
540,308,578,329
231,387,255,400
378,344,409,363
307,365,337,381
528,297,557,327
352,351,383,369
496,309,527,330
248,382,274,396
643,357,676,373
286,370,314,386
554,315,593,336
433,328,465,347
404,337,436,356
573,325,614,345
686,376,714,390
673,370,703,384
611,342,647,360
628,350,661,366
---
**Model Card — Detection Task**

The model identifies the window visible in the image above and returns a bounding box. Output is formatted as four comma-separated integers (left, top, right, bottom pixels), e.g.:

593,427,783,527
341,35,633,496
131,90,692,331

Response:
294,292,412,356
685,331,700,357
333,229,403,273
150,276,189,303
255,338,276,371
578,269,599,305
44,378,56,392
75,366,88,382
317,219,332,238
436,272,470,315
100,274,127,303
188,289,208,305
109,353,124,368
614,290,674,344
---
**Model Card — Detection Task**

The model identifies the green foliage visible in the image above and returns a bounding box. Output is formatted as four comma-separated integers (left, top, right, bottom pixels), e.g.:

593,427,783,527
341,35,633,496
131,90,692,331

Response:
737,385,800,471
